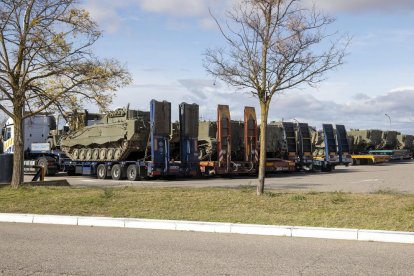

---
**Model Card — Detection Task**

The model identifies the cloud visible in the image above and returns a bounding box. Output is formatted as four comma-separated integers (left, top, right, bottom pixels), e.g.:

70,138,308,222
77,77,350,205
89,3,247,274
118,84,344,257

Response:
271,89,414,134
137,0,209,17
83,0,132,33
83,0,232,32
111,79,414,134
305,0,414,12
390,86,414,93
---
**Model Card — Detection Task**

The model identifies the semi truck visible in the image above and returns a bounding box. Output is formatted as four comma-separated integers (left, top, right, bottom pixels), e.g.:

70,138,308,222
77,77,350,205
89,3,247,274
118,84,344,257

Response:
1,115,65,175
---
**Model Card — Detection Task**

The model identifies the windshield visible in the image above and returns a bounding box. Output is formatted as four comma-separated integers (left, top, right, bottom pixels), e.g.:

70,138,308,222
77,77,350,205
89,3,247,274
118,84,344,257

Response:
3,127,12,141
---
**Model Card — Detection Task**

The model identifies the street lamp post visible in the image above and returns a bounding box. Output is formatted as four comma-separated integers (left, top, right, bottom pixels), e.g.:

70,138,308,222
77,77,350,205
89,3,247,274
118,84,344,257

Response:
384,113,391,130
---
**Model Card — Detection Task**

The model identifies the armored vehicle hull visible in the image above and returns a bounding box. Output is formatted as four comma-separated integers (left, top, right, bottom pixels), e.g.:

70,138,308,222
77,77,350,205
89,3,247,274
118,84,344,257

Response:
60,108,150,162
198,120,245,161
347,129,383,153
397,134,414,151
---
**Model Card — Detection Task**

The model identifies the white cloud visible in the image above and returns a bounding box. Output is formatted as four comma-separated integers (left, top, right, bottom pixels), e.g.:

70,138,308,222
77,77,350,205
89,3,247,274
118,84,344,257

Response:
83,0,132,33
390,86,414,93
83,0,232,32
306,0,414,12
137,0,209,17
111,79,414,134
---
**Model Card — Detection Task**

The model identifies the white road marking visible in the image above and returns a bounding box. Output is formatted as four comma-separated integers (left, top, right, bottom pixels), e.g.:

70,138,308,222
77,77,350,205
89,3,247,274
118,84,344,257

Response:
350,179,381,184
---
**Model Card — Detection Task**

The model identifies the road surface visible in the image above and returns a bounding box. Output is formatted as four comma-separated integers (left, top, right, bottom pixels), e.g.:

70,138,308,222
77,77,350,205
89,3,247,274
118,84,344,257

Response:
1,222,413,275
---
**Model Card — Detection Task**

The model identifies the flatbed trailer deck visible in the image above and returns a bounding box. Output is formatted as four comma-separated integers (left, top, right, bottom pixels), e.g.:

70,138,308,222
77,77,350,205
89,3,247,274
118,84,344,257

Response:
351,154,390,165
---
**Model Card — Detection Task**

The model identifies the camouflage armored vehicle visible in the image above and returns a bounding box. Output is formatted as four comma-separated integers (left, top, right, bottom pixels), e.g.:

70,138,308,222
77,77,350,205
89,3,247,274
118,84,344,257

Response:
311,129,325,156
60,107,150,161
264,122,287,159
381,131,399,150
198,121,217,161
197,120,245,161
397,134,414,151
347,129,383,153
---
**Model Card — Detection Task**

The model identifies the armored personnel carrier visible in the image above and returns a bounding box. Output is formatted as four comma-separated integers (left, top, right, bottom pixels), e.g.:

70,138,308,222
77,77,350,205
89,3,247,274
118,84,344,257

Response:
347,129,383,153
60,107,150,162
381,131,399,150
198,121,217,161
397,134,414,151
311,128,327,157
264,122,286,159
197,120,245,161
311,124,352,169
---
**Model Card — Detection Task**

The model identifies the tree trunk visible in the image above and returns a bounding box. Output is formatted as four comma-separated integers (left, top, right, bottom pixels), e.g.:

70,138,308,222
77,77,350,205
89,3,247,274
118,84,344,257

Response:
11,113,24,188
257,102,269,196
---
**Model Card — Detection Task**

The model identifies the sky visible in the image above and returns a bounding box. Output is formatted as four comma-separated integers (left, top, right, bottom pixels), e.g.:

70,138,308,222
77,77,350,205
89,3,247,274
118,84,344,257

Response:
83,0,414,134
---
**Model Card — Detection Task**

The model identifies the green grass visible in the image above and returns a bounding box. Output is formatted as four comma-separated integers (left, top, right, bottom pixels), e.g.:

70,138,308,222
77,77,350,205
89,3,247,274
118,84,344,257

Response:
0,185,413,231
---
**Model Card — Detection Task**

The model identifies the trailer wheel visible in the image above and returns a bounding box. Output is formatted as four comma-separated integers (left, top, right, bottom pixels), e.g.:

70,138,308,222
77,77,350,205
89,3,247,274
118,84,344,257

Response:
111,164,125,180
67,169,76,176
322,164,333,172
97,164,107,179
126,165,140,181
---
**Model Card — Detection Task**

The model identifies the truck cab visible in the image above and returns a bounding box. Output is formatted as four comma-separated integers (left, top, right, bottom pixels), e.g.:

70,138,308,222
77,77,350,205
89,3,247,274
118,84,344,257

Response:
1,115,60,175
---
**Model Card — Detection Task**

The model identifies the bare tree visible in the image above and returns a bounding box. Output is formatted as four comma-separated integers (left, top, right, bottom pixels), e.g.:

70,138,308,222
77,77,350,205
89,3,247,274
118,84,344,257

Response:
204,0,349,195
0,0,131,188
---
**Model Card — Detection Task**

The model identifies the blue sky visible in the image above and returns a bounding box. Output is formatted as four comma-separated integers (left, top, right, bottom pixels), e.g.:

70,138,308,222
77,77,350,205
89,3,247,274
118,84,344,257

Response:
84,0,414,134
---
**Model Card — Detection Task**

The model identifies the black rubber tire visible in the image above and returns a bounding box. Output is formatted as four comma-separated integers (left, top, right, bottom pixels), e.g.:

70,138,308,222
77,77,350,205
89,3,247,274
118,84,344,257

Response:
67,169,76,176
111,164,125,180
97,164,107,179
126,164,139,181
322,164,333,172
47,169,57,176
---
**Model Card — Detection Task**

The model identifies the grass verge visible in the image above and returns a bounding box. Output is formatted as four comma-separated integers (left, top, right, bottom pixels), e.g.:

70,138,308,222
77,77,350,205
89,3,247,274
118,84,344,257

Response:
0,185,413,231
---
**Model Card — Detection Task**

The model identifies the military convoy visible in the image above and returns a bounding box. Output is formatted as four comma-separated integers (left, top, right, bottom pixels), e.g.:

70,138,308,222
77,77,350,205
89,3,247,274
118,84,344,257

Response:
2,99,413,181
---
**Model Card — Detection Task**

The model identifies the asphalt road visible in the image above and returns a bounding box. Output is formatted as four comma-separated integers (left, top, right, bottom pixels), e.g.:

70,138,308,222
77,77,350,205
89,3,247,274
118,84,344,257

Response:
29,160,414,194
1,223,413,275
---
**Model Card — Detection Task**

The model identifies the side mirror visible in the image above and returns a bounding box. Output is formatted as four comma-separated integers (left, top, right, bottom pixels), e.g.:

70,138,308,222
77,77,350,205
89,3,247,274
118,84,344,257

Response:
1,128,5,141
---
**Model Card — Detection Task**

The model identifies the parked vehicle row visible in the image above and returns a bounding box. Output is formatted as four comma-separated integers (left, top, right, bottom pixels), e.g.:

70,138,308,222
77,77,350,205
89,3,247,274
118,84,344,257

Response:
1,100,412,180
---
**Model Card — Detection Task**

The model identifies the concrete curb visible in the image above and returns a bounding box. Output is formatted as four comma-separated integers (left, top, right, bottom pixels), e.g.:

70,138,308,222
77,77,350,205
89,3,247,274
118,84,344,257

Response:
0,213,413,244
